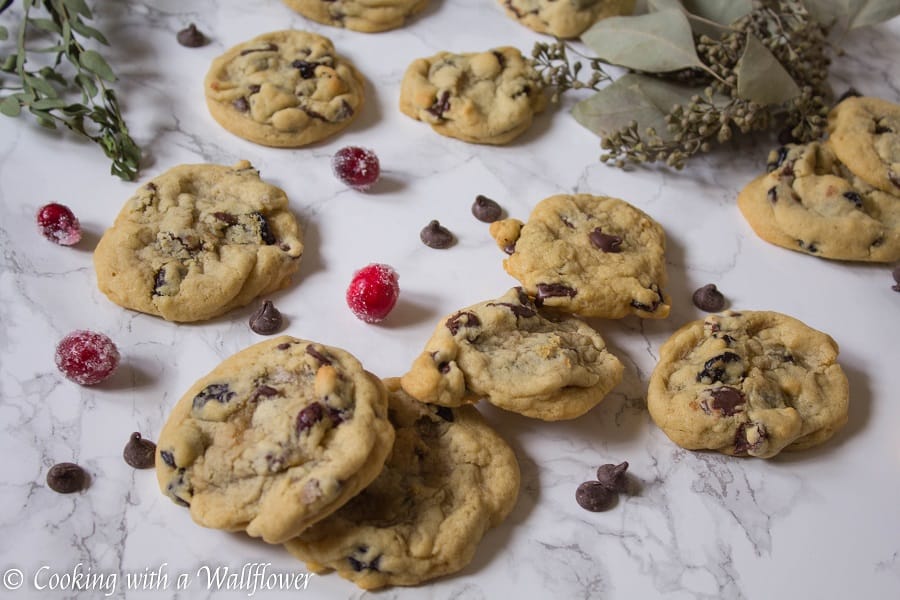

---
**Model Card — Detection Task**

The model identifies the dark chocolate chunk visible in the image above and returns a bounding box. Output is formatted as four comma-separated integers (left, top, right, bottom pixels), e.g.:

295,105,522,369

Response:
767,186,778,203
692,284,725,312
176,24,207,48
192,383,236,410
446,311,480,335
438,361,451,374
296,403,324,434
123,432,157,469
630,297,661,312
152,268,167,297
251,212,276,245
306,345,332,366
249,300,283,335
703,386,745,416
589,228,623,253
503,242,516,255
560,215,575,229
696,352,742,383
47,462,87,494
420,220,455,249
160,450,176,468
251,385,279,402
434,406,454,422
347,556,381,573
335,99,353,121
240,43,278,56
734,422,767,455
248,84,261,94
535,283,576,304
797,240,819,253
487,302,536,319
767,146,789,172
214,211,238,225
472,195,502,223
326,406,346,426
875,124,893,134
492,50,507,69
575,480,615,512
292,59,317,78
843,191,863,208
427,90,451,119
595,461,629,493
233,97,250,112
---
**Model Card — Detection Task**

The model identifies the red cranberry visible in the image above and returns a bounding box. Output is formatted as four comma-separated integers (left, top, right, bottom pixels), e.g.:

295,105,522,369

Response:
37,203,82,245
346,264,399,323
332,146,380,191
55,330,120,385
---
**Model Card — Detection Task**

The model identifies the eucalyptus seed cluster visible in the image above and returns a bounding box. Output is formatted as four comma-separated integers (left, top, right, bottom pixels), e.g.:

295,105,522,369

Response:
532,40,610,103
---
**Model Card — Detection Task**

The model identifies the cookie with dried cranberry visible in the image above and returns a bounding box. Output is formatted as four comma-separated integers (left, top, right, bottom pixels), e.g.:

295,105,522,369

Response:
282,0,428,33
285,379,519,589
399,47,546,145
647,311,849,458
737,142,900,262
490,194,670,319
93,161,303,322
400,287,623,420
826,96,900,194
205,30,365,147
155,336,394,544
499,0,635,39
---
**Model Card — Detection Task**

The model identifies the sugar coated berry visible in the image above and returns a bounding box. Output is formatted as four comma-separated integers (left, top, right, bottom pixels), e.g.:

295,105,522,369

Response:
37,203,82,245
346,263,399,323
332,146,380,191
55,330,120,385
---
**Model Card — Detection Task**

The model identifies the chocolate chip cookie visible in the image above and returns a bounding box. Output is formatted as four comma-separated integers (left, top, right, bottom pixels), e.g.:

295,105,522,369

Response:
827,96,900,194
93,161,304,322
399,47,546,145
401,287,624,420
648,311,849,458
205,30,365,147
285,379,519,589
490,194,671,319
282,0,428,33
737,142,900,262
155,336,394,544
499,0,635,39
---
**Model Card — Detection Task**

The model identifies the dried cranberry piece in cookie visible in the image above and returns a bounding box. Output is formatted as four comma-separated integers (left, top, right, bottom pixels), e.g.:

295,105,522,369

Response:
55,330,120,385
346,264,399,323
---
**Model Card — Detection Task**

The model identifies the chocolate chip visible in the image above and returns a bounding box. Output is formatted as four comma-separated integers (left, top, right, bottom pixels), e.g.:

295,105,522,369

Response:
874,124,893,134
492,50,507,69
503,242,516,255
696,352,742,383
420,220,455,249
767,187,778,203
296,403,324,434
427,90,451,119
560,215,575,229
347,556,381,572
798,239,819,253
176,24,207,48
889,170,900,189
292,59,317,78
767,146,789,172
434,406,454,422
249,300,283,335
595,461,629,493
248,84,261,94
250,385,279,402
152,268,167,297
589,228,622,253
47,462,87,494
214,211,238,225
251,212,276,245
446,311,480,335
277,342,292,350
160,450,176,468
630,297,662,313
692,284,725,312
892,264,900,292
123,432,157,469
233,97,249,112
487,302,536,319
702,386,745,416
575,481,615,512
843,191,863,208
535,283,576,304
192,383,236,410
438,361,451,374
472,195,502,223
305,345,332,366
734,422,767,455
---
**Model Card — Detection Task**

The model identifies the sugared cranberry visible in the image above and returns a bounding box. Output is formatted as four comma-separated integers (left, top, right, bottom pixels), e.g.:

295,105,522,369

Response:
55,330,120,385
37,203,82,245
332,146,380,191
346,264,399,323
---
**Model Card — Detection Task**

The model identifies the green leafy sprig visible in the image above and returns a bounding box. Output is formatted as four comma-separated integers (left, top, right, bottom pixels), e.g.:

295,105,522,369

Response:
533,0,900,169
0,0,140,180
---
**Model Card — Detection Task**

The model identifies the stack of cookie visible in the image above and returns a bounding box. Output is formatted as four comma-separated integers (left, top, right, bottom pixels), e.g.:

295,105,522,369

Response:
155,337,520,589
738,96,899,263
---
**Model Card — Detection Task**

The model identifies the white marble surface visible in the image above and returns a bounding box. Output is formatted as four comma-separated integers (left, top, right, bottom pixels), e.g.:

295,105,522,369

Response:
1,1,898,598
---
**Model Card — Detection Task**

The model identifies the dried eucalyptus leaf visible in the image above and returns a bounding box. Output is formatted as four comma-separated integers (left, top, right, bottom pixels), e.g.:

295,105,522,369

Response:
735,34,800,105
847,0,900,28
0,95,21,117
572,73,702,141
79,49,116,82
581,9,703,73
682,0,752,25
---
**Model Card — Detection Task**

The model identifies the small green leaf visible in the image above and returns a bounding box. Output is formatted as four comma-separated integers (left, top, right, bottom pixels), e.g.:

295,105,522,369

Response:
581,9,703,73
735,34,800,106
62,103,91,115
1,53,18,72
572,73,704,141
75,72,98,98
847,0,900,28
28,106,57,128
79,50,116,81
63,0,92,18
682,0,752,25
24,73,59,97
0,95,21,117
30,97,67,110
29,18,62,35
39,66,68,86
69,18,109,44
0,25,8,41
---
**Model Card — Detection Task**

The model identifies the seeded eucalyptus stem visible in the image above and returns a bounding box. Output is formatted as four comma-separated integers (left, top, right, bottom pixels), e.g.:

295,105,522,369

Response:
0,0,141,180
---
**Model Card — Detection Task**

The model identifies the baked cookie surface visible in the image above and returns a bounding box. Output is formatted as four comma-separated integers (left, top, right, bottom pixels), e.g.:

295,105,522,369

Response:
205,30,365,147
499,0,635,39
285,379,520,589
399,47,546,145
282,0,428,33
648,311,849,459
737,142,900,262
93,161,303,322
827,96,900,194
401,287,623,420
155,336,394,544
490,194,670,318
